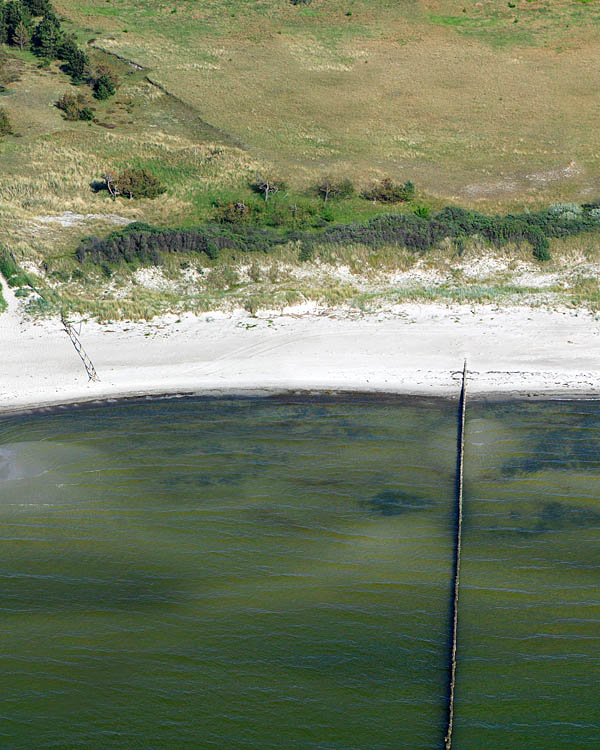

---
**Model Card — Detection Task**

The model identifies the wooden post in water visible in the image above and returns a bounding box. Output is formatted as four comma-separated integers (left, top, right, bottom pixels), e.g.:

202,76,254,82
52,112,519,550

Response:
444,360,467,750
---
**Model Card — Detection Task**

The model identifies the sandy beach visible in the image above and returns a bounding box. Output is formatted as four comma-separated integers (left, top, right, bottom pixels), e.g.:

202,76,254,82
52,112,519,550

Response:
2,274,599,414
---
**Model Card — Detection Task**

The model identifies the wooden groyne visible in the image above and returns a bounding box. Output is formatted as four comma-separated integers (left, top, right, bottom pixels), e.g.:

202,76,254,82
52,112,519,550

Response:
444,360,467,750
60,313,100,382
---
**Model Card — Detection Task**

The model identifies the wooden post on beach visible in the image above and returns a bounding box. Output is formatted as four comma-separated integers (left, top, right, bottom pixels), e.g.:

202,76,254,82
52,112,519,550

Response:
60,312,100,382
444,359,467,750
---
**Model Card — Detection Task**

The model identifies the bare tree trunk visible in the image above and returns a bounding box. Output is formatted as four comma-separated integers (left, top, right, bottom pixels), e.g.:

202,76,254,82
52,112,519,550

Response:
105,173,118,201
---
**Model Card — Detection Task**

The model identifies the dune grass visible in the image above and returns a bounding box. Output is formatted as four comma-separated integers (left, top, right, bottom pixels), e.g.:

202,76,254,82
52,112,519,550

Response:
2,1,600,320
53,0,600,204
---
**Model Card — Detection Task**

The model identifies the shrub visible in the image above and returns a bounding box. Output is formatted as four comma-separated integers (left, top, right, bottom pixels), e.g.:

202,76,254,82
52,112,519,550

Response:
76,223,289,266
414,204,431,218
113,168,166,199
5,2,32,47
214,200,257,224
58,37,89,82
76,201,600,268
92,65,119,100
93,73,115,100
56,92,94,121
0,108,13,136
361,178,415,203
0,246,30,287
12,20,30,49
316,177,355,202
65,48,89,83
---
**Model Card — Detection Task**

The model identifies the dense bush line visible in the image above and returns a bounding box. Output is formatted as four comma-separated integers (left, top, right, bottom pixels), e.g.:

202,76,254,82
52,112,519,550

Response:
76,222,290,265
302,203,600,261
76,203,600,267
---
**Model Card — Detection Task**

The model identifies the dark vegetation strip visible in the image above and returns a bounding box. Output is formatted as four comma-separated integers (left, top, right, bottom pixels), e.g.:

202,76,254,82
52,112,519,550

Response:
444,361,467,750
76,203,600,266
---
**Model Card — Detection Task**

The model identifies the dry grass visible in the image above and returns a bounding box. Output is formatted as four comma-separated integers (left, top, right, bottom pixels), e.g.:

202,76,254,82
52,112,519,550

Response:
2,2,600,320
54,0,600,206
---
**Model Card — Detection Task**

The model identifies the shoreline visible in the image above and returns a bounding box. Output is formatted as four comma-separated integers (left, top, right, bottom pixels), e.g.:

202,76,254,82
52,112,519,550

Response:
2,272,599,415
2,387,600,421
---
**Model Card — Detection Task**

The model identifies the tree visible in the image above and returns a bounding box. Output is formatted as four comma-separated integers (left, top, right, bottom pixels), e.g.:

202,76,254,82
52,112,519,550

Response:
5,1,32,46
58,37,89,82
66,49,89,83
0,5,8,45
316,177,355,202
92,65,119,100
57,35,77,61
0,108,13,136
251,175,286,201
22,0,53,16
13,21,30,50
93,73,115,99
112,168,166,200
31,12,63,58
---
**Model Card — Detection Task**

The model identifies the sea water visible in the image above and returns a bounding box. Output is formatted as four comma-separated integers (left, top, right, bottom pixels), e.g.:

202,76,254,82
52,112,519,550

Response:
0,397,456,749
1,397,598,748
455,401,600,749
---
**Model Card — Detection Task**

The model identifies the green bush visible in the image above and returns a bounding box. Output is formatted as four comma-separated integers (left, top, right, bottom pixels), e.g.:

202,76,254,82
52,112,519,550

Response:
0,246,30,287
22,0,53,15
56,92,94,121
361,178,415,203
76,201,600,267
114,168,166,199
0,107,13,136
92,65,119,100
315,177,355,202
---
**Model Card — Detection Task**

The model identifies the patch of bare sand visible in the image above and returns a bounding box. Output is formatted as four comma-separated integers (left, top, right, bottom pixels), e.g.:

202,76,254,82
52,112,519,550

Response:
1,284,599,413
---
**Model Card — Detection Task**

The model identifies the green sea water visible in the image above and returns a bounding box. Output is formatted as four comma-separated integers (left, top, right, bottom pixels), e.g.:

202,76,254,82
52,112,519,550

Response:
0,396,598,748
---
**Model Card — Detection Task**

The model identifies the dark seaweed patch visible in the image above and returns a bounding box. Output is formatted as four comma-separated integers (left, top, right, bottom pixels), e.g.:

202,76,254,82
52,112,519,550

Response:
363,489,431,516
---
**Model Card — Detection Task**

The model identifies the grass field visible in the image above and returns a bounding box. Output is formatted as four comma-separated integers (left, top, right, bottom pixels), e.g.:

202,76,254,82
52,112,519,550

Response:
1,0,600,319
54,0,600,204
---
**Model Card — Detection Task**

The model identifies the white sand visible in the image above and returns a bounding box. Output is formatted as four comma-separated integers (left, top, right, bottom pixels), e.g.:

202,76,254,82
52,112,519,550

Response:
2,274,599,414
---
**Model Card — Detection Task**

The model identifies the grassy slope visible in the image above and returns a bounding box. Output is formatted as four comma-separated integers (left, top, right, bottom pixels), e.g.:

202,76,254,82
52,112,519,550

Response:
55,0,600,206
1,0,600,320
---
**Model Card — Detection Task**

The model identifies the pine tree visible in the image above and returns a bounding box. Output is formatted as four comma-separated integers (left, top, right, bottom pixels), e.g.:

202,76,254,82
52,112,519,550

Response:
66,48,89,83
5,1,32,46
22,0,53,16
93,70,117,100
13,21,30,50
31,11,63,58
57,35,78,61
0,5,8,46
